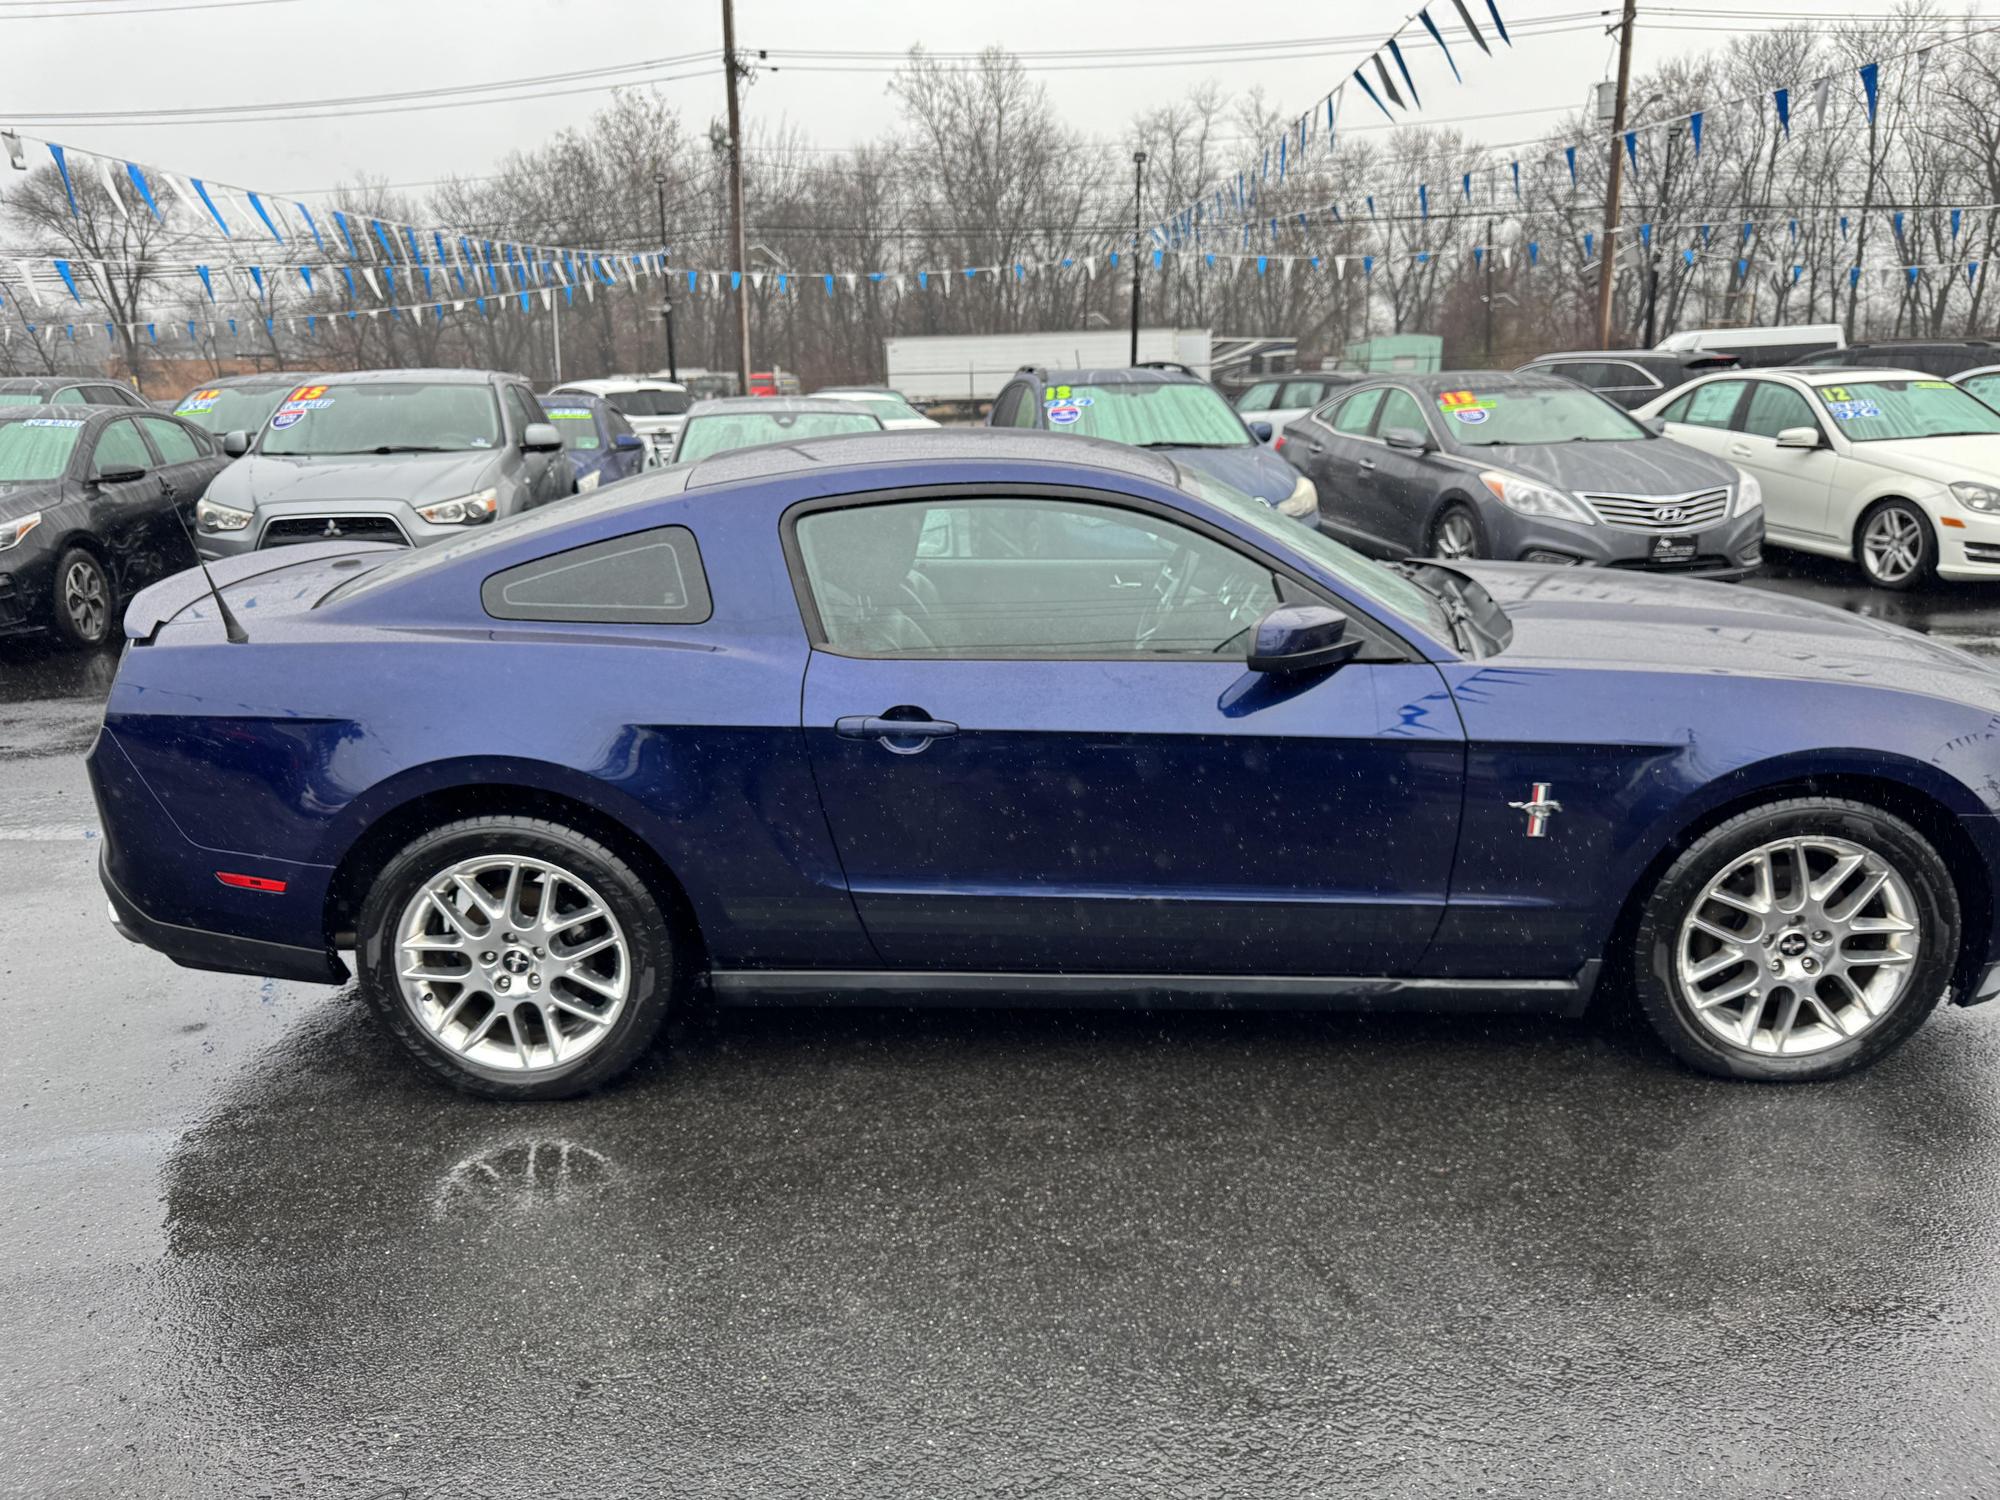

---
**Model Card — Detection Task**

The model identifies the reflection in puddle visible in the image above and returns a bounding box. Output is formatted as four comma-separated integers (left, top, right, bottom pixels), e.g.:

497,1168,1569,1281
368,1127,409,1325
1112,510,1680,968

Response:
431,1137,623,1221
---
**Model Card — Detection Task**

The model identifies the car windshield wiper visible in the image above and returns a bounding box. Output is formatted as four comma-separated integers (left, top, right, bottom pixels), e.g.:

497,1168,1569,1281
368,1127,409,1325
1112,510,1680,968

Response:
365,444,452,454
1136,441,1243,449
1385,559,1482,653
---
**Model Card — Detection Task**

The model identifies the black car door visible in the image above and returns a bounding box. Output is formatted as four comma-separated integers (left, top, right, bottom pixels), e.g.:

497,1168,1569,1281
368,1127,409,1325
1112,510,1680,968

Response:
134,415,222,575
1293,387,1388,549
1365,387,1448,553
82,417,180,593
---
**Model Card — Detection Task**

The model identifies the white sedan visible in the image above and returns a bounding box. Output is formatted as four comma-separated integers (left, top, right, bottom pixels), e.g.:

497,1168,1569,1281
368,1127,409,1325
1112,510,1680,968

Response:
1635,365,2000,589
809,388,940,430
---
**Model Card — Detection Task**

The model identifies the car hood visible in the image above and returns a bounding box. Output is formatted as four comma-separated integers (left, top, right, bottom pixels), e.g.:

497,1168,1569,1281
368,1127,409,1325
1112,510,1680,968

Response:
204,449,502,509
0,478,68,521
1448,436,1740,495
1845,433,2000,486
1167,444,1300,504
1459,560,2000,704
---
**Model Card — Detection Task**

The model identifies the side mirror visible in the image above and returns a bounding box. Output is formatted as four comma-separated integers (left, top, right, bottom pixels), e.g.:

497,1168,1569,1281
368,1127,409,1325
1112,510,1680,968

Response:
1381,425,1431,452
93,464,147,485
1246,603,1363,676
1640,415,1667,436
522,421,563,453
1249,420,1274,442
221,429,250,457
1775,426,1823,449
612,433,645,452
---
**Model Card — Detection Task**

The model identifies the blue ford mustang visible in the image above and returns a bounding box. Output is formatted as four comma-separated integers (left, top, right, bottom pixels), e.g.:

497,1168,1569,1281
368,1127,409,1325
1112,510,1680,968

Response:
87,431,2000,1098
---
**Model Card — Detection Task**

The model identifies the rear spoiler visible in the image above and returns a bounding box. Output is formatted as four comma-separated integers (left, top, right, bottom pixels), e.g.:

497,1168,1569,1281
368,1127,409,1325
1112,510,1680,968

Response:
124,541,399,643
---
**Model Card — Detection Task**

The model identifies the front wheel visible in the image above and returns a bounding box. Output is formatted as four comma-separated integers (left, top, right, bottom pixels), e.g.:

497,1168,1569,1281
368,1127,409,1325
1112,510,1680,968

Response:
359,816,676,1100
1856,499,1936,590
50,546,113,647
1634,798,1958,1081
1428,502,1483,561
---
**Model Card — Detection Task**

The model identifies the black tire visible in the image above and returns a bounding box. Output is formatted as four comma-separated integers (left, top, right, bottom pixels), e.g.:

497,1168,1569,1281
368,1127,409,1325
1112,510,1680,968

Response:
49,546,113,647
1427,501,1484,561
358,816,677,1100
1854,498,1936,591
1634,797,1958,1082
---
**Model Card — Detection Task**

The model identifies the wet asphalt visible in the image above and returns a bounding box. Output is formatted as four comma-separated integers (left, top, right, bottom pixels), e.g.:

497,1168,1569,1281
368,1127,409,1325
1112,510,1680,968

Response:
9,555,2000,1497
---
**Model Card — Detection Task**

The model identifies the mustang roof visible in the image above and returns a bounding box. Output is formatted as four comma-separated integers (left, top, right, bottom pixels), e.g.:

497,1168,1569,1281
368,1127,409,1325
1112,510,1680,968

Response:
683,428,1179,489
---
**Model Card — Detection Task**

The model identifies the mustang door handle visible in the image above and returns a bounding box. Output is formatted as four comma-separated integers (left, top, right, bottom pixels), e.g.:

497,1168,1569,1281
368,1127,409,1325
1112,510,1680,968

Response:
836,714,959,741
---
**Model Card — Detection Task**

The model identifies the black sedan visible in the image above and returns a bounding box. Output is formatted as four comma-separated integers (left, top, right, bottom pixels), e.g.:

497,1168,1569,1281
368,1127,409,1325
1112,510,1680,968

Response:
0,405,226,646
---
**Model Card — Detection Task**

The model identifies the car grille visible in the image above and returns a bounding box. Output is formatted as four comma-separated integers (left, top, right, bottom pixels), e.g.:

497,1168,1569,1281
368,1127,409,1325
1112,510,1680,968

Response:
1580,487,1731,533
260,515,408,547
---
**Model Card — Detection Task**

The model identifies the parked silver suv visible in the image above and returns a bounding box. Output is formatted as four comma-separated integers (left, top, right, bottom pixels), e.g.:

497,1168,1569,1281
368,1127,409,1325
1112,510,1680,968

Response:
193,369,574,557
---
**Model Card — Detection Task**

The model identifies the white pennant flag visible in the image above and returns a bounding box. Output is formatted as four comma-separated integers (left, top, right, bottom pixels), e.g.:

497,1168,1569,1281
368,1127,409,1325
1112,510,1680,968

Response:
1813,76,1832,126
540,288,552,310
1083,257,1096,280
166,173,201,224
15,259,42,307
97,156,130,218
844,272,857,291
1502,247,1514,270
708,272,719,295
750,271,764,290
1336,256,1347,279
360,267,382,299
452,300,465,311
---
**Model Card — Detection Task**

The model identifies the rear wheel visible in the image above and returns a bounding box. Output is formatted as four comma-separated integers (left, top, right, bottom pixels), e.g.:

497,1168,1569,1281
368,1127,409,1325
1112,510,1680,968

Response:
359,816,676,1100
1856,499,1935,590
1634,798,1957,1081
50,546,112,647
1428,502,1483,561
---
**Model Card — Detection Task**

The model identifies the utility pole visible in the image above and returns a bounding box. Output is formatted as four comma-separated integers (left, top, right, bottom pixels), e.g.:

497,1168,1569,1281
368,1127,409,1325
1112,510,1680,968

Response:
655,173,679,380
1594,0,1639,348
1129,150,1147,365
720,0,752,393
1483,214,1495,363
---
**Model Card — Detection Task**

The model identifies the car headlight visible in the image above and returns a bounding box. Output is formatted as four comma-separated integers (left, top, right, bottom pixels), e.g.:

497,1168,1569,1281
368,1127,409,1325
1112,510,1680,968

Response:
1733,472,1763,516
1478,471,1595,525
416,488,498,526
194,497,252,533
1278,472,1318,518
0,511,42,551
1952,481,2000,513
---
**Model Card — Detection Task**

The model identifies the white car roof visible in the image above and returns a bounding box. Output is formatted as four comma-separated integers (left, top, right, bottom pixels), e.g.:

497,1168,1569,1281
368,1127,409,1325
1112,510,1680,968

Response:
554,377,687,395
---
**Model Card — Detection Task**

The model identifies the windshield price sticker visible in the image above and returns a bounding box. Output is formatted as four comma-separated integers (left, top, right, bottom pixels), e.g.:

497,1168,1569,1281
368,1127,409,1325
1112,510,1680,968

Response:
1454,407,1490,424
547,408,593,421
176,389,220,413
1047,403,1083,425
1826,399,1880,421
1917,380,1955,389
287,384,329,402
1823,386,1851,401
1438,389,1496,412
23,418,81,427
269,409,307,429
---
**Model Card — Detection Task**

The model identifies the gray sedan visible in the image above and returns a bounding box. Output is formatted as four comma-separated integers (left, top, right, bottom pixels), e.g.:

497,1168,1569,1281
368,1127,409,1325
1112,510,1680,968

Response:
193,368,573,557
1283,370,1765,579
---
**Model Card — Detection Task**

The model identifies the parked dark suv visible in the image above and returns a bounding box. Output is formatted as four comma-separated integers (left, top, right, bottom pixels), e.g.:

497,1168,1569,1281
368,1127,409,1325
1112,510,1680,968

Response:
1514,349,1740,409
1789,340,2000,378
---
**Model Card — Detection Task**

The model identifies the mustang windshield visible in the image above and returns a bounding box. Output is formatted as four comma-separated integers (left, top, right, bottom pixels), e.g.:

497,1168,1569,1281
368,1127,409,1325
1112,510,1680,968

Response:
173,384,293,434
0,417,83,481
1811,379,2000,441
1174,462,1457,642
1043,382,1250,447
260,382,503,456
676,411,879,461
1438,386,1649,446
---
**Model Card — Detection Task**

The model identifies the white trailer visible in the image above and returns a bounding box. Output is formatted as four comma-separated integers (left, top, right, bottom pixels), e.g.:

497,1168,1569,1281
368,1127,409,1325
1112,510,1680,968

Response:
885,329,1213,407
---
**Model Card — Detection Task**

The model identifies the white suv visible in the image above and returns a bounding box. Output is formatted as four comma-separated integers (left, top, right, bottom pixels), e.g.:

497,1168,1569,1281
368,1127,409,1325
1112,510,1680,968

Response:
545,377,691,458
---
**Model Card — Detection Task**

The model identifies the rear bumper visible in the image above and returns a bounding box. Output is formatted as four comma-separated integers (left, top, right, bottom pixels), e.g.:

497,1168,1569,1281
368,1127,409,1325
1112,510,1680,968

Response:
99,846,347,985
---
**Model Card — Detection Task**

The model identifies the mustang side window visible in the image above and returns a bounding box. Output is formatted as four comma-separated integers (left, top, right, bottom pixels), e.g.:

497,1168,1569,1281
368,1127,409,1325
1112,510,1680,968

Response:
481,525,712,624
796,498,1281,659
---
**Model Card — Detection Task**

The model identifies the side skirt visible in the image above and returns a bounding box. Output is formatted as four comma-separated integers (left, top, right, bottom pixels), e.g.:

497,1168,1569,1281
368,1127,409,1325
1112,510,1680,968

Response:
710,962,1600,1017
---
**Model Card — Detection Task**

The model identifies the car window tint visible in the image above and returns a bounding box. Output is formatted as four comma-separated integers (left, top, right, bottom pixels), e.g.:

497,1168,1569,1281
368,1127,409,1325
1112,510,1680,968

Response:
482,526,711,624
1330,388,1386,436
797,498,1281,659
54,387,84,404
604,409,638,442
1236,382,1279,412
92,418,153,475
1009,387,1040,428
1374,389,1428,438
1280,380,1329,407
1677,380,1747,429
138,416,202,463
988,386,1021,426
1659,391,1695,422
502,386,538,437
1961,373,2000,408
1740,382,1818,440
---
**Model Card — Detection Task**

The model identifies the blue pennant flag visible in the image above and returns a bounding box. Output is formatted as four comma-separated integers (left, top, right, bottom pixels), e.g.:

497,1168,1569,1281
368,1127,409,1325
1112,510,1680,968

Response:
332,210,357,257
298,203,327,253
1907,265,1921,285
53,259,80,302
1840,215,1850,239
1419,183,1429,220
1511,160,1520,199
1473,245,1484,268
1625,131,1638,172
189,179,231,236
1953,209,1964,241
1363,255,1374,277
1420,8,1462,82
1417,251,1430,265
47,144,77,217
382,266,395,299
1683,248,1696,265
1792,264,1803,284
1486,0,1511,44
370,220,398,262
1690,112,1703,158
339,266,356,299
125,163,161,221
1639,222,1652,249
406,227,425,264
732,270,744,291
1894,210,1906,240
299,265,313,291
1527,241,1539,266
1386,38,1421,109
823,273,834,295
146,323,155,344
186,321,197,342
1700,223,1712,245
1584,231,1594,259
1850,265,1862,288
1971,262,1982,285
1256,255,1267,276
1860,62,1880,123
247,192,284,242
1353,69,1392,120
247,265,264,298
1789,218,1798,242
1565,146,1577,186
1738,259,1749,278
1462,172,1472,202
1774,87,1791,138
687,270,698,293
196,265,214,301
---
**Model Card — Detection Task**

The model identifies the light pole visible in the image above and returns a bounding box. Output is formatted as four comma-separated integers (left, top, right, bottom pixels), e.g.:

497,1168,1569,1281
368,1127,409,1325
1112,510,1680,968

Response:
655,173,678,380
1594,0,1639,347
1129,149,1147,365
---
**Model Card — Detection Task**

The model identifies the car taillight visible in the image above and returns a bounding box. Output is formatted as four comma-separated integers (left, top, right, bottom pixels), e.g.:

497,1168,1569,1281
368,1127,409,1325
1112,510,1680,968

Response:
1273,434,1286,452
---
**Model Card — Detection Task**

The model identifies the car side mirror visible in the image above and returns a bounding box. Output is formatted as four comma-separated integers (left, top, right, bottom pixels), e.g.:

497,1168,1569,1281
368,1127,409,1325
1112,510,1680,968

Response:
93,464,147,485
612,433,645,452
1249,420,1274,442
1381,425,1431,452
1246,603,1363,676
221,430,250,457
1775,426,1823,449
522,422,563,453
1640,416,1667,436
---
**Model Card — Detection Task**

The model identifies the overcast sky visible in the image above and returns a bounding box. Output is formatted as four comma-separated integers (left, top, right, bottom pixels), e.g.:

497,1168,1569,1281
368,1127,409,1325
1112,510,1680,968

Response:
25,0,1938,200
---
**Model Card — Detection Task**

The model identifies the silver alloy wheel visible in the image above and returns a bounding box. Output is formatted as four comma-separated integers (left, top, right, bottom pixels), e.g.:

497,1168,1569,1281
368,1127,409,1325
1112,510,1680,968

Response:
1861,505,1924,584
1433,510,1478,559
395,855,630,1074
1675,834,1921,1056
62,558,107,640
